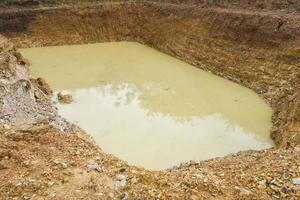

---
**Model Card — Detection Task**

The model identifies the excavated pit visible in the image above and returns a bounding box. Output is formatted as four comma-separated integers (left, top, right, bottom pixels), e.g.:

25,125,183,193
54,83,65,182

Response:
0,0,300,199
20,42,274,170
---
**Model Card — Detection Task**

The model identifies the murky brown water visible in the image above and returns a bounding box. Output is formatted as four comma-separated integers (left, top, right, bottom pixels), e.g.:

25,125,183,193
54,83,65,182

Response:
20,42,274,170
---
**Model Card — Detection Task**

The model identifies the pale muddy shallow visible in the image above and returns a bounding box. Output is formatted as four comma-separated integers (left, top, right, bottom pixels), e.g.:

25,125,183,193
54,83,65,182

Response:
20,42,274,170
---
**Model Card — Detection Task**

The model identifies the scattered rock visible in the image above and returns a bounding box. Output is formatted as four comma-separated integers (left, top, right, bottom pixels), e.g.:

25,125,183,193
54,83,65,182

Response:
116,174,127,188
116,174,126,181
54,160,68,169
23,195,30,200
281,186,288,193
60,162,68,169
119,168,126,173
282,171,290,180
31,77,53,95
257,180,267,189
121,193,128,200
235,186,251,196
292,178,300,185
49,192,56,198
94,192,103,197
95,156,101,161
57,92,73,104
272,194,280,199
47,181,55,187
87,161,101,172
131,177,138,184
270,184,280,191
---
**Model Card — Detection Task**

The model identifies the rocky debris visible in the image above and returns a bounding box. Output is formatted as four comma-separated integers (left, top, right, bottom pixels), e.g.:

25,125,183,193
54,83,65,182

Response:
131,176,138,184
121,193,128,200
57,92,73,104
30,77,53,96
87,160,101,172
283,171,290,180
116,174,126,181
0,108,300,199
234,186,252,196
293,178,300,186
116,174,127,189
0,38,70,135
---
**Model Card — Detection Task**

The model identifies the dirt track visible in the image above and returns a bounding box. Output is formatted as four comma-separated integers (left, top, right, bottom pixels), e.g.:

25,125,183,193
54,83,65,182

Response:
0,0,300,199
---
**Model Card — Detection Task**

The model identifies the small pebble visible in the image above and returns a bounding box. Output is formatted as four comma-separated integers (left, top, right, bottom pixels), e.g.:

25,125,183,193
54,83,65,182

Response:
281,186,288,193
3,124,10,129
121,193,128,200
257,180,267,189
116,174,126,181
48,181,55,187
282,172,290,180
119,168,126,173
95,156,101,161
50,192,56,197
116,174,127,188
87,161,100,172
292,178,300,185
131,177,138,184
60,162,68,169
234,186,251,196
94,192,103,196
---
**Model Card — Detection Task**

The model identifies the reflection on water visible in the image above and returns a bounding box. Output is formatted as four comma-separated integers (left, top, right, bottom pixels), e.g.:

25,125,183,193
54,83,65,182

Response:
56,84,271,169
20,42,274,170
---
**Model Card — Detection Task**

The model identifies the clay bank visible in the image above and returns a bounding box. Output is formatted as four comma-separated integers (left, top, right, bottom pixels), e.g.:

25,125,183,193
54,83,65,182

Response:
0,0,300,199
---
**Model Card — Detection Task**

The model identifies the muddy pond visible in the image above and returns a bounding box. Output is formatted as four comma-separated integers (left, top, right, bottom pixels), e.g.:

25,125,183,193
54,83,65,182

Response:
20,42,274,170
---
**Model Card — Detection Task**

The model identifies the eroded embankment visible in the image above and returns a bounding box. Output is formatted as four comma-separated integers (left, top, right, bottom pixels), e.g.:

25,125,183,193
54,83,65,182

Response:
0,1,300,199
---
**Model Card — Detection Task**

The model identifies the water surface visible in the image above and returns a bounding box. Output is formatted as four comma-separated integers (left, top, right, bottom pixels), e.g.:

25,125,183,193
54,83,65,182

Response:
20,42,274,170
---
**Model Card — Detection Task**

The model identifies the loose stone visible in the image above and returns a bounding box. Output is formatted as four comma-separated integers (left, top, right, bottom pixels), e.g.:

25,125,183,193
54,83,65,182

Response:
282,172,290,180
234,186,251,196
87,161,100,172
292,178,300,185
116,174,126,181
